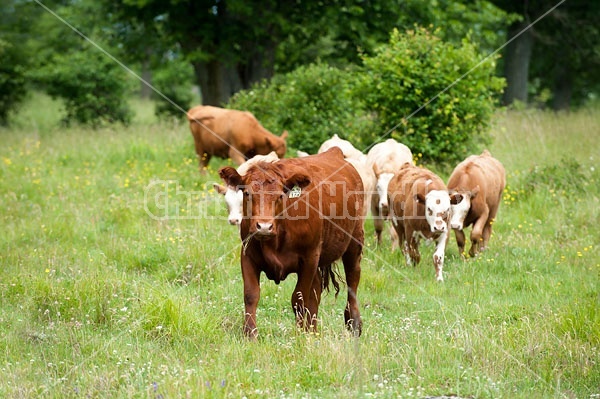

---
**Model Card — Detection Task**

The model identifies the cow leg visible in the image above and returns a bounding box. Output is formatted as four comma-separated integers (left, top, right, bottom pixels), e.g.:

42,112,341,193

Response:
241,255,261,339
406,229,421,265
371,193,384,245
342,239,363,336
433,232,448,282
481,205,499,251
469,209,489,257
292,252,320,332
454,228,466,257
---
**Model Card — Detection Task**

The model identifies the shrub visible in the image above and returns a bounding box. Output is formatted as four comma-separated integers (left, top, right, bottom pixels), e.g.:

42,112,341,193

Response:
153,58,195,119
0,39,28,125
359,27,505,165
227,63,374,154
36,47,133,127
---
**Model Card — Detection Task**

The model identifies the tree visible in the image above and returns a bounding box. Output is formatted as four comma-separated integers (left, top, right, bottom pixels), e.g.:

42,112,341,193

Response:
360,27,505,165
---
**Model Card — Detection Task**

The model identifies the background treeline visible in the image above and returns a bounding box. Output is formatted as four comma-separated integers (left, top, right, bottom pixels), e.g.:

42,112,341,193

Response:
1,0,599,159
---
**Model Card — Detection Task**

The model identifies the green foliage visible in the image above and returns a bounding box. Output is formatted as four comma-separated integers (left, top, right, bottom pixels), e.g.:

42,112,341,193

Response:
520,158,592,196
0,39,28,125
227,63,375,154
35,47,133,127
152,58,195,119
360,27,505,165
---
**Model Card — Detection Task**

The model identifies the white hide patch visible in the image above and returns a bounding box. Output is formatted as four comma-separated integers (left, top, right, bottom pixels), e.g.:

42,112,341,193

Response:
450,194,471,230
224,187,244,225
376,172,395,208
424,190,451,233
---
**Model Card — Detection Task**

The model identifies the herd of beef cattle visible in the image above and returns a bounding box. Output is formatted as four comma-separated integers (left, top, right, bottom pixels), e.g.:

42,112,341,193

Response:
187,105,506,339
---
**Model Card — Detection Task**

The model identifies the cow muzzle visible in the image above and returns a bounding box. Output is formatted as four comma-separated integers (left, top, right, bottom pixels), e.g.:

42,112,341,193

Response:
254,222,275,239
451,222,463,230
433,220,447,233
379,202,389,217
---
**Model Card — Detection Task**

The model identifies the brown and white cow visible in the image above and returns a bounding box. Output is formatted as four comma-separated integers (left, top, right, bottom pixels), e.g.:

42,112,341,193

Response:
219,147,364,338
366,139,413,244
187,105,288,172
388,163,457,281
447,150,506,257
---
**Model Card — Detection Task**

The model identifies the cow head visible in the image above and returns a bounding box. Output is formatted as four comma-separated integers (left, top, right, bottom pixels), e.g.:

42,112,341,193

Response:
415,190,452,233
214,183,244,225
449,186,479,230
375,172,394,216
219,163,310,240
272,131,288,159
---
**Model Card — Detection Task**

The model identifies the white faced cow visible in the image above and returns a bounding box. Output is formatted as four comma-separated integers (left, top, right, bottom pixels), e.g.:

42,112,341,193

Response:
214,151,279,225
366,139,413,244
447,150,506,257
388,163,458,281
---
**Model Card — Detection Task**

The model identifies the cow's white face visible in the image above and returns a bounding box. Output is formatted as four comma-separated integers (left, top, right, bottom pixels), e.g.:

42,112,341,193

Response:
215,183,244,225
423,190,451,233
449,193,470,230
376,172,394,215
224,187,244,225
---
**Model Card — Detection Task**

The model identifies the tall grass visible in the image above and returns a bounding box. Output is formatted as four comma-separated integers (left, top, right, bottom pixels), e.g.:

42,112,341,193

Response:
1,95,598,398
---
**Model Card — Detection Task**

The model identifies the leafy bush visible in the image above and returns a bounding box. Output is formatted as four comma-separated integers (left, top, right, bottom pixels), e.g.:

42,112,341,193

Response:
359,27,505,165
521,158,591,195
153,58,195,119
227,63,374,154
36,47,133,127
0,39,28,125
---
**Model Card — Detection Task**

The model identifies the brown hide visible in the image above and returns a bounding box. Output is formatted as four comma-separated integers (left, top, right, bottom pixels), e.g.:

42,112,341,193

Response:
388,163,452,281
447,150,506,257
187,105,287,172
218,147,364,338
389,164,448,241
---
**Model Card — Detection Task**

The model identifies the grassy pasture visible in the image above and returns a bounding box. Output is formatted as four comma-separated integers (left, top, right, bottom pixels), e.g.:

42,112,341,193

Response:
1,94,599,398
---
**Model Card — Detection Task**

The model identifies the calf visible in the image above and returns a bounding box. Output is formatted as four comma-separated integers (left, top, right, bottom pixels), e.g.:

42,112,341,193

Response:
219,147,364,338
187,105,287,172
447,150,506,257
388,163,457,281
366,139,413,244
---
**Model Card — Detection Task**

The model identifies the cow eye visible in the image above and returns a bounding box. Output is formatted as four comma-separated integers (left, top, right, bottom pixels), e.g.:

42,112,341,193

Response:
427,208,433,216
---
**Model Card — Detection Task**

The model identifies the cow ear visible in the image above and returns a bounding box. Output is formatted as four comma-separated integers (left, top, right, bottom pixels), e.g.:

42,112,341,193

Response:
213,183,227,195
414,193,426,204
449,192,463,205
470,185,480,199
285,173,311,191
218,167,243,188
280,130,289,140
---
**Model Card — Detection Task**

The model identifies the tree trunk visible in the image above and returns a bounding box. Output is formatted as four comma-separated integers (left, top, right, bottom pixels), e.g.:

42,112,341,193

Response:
502,20,534,106
551,63,572,111
192,60,243,106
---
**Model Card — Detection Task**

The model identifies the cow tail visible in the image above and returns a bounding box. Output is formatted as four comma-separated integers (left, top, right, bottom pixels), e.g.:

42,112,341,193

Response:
321,264,343,298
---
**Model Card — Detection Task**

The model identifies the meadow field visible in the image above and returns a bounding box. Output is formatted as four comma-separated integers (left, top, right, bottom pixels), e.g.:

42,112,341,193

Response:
1,94,598,398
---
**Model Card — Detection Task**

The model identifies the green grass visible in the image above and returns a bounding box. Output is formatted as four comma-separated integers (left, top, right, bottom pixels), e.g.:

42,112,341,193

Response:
1,94,599,398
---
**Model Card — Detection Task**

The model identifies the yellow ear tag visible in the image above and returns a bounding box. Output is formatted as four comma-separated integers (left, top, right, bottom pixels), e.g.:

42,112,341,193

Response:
289,185,302,198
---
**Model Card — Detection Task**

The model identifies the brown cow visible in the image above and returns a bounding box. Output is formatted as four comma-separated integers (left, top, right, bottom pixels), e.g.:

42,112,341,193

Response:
218,147,364,338
447,150,506,257
187,105,288,172
388,163,457,281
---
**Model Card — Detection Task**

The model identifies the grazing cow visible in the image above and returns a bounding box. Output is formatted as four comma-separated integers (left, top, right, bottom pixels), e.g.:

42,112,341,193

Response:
214,151,280,226
388,163,457,281
366,139,413,244
318,133,364,160
187,105,288,172
447,150,506,257
218,147,364,338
